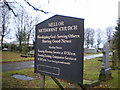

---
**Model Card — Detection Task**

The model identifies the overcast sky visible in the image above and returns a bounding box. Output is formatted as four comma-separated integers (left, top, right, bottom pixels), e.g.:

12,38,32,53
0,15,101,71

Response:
28,0,119,29
2,0,120,43
4,0,119,29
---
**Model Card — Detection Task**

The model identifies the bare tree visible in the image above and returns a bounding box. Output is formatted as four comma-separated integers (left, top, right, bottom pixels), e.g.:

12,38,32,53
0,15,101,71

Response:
96,29,103,49
3,0,48,16
2,1,17,16
23,0,48,14
21,11,41,50
0,3,11,49
23,12,34,46
106,26,113,42
14,6,40,51
31,16,41,45
84,28,95,48
14,8,27,50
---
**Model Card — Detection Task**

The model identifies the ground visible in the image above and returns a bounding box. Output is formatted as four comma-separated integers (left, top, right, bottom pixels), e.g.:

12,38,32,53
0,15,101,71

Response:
1,51,119,89
1,51,34,63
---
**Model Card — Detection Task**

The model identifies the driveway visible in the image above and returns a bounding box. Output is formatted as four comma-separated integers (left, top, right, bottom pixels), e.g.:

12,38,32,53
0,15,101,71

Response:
2,61,34,72
84,54,103,60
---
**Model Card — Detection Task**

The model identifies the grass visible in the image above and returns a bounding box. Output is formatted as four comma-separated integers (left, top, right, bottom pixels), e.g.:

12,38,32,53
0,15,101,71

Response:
84,58,102,80
2,68,68,88
1,51,101,63
1,51,34,63
97,70,119,88
2,57,119,89
2,68,40,88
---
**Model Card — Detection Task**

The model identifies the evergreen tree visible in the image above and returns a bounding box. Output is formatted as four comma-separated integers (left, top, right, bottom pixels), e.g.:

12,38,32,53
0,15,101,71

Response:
114,18,120,67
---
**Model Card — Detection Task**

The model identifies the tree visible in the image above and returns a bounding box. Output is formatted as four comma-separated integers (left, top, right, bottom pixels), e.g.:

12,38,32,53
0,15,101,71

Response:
0,0,48,51
114,18,120,68
84,28,95,48
14,6,40,52
14,8,27,51
23,0,48,14
96,29,103,49
106,26,113,43
23,12,34,46
3,0,48,16
2,1,17,16
0,3,11,49
31,16,41,45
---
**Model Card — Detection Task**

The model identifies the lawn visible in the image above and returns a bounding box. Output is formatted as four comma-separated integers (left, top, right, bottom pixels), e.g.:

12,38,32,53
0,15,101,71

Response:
84,58,102,80
84,58,119,89
2,68,68,88
2,57,119,89
1,51,34,63
1,51,101,63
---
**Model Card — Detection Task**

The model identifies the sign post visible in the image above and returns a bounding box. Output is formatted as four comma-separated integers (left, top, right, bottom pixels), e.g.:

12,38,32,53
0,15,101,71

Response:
35,15,84,88
40,74,45,89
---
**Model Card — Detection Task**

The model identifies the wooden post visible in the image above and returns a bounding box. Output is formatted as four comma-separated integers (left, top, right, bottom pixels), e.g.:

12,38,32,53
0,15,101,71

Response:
51,77,64,90
40,74,45,89
78,83,87,90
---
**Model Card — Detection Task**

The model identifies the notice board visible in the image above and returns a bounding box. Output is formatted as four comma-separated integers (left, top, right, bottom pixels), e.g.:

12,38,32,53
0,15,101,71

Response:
35,15,84,83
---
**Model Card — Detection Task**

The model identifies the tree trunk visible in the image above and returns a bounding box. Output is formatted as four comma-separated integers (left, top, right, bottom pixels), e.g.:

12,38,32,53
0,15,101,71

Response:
19,40,22,52
1,35,4,50
1,24,5,50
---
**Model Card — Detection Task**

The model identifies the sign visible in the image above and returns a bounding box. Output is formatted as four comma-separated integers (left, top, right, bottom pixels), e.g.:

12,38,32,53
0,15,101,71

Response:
35,15,84,83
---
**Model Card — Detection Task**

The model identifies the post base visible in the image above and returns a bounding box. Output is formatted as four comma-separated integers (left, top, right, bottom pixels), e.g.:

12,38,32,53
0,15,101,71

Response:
99,68,112,81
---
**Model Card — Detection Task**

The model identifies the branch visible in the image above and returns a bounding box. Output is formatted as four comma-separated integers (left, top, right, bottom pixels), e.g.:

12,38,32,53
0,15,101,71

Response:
24,0,49,14
4,1,17,17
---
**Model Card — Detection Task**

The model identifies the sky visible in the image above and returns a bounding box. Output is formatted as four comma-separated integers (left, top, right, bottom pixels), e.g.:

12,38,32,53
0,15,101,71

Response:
28,0,119,29
1,0,120,44
26,0,120,47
